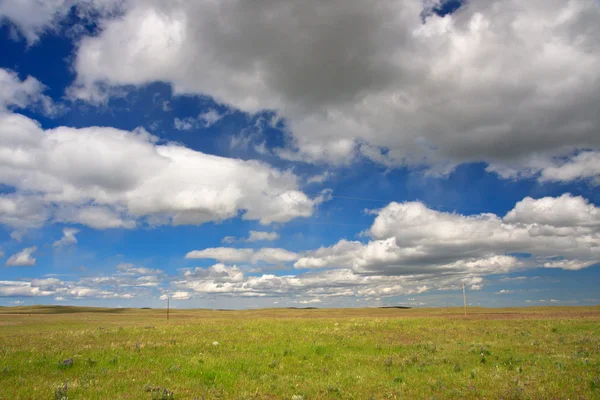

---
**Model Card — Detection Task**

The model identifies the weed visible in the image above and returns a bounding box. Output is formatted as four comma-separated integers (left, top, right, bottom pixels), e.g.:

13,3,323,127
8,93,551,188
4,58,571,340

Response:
384,356,393,369
58,358,73,369
54,383,68,400
168,365,181,373
149,387,175,400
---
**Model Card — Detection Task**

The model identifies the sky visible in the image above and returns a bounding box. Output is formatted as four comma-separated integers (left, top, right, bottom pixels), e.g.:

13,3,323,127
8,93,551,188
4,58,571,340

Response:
0,0,599,309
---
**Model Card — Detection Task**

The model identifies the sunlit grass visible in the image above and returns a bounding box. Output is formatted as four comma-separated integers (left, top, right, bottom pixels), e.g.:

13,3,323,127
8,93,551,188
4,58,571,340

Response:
1,306,599,399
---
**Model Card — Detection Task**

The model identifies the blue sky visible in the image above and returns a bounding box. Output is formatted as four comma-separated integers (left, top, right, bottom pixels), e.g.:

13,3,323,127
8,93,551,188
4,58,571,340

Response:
0,0,599,309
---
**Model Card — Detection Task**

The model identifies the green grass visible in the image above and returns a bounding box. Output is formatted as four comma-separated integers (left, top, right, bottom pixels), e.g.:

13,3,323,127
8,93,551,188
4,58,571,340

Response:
1,306,599,399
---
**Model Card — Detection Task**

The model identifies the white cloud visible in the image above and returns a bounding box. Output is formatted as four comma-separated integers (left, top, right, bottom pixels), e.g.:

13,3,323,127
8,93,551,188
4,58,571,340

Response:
295,194,600,276
495,290,515,295
183,263,245,283
173,117,195,131
173,266,468,300
171,291,190,300
65,0,600,181
53,228,80,248
220,230,280,244
297,298,321,305
489,150,600,186
0,108,326,231
246,231,279,242
115,263,163,275
307,171,333,185
174,109,223,131
0,68,56,115
505,194,600,228
221,236,237,244
198,109,223,127
5,246,37,266
185,247,298,264
0,0,123,44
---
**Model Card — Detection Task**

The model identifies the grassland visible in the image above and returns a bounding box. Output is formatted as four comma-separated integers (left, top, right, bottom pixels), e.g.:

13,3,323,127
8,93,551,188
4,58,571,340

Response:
1,306,599,399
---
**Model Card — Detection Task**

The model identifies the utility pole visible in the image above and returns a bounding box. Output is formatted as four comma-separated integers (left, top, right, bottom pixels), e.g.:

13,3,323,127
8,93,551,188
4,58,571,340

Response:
462,282,467,316
167,296,170,321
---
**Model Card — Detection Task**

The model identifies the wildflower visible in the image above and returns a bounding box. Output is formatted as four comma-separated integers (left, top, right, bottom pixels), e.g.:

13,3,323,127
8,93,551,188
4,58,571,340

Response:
212,341,219,346
58,358,73,368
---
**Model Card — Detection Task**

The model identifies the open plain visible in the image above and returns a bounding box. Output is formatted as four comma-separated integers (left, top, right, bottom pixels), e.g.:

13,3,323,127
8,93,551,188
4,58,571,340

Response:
0,306,599,399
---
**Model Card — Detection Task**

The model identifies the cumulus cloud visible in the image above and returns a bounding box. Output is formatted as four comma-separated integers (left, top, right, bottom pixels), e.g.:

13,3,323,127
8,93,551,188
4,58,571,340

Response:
4,269,164,300
62,0,600,181
185,247,298,264
5,247,37,266
246,231,280,242
115,263,163,275
0,101,326,230
295,194,600,276
0,69,56,114
172,265,480,301
53,228,80,248
171,291,190,300
183,263,245,283
0,0,123,44
488,150,600,185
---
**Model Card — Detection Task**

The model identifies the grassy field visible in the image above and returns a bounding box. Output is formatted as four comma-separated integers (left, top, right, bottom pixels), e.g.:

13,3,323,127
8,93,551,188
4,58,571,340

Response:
0,306,599,399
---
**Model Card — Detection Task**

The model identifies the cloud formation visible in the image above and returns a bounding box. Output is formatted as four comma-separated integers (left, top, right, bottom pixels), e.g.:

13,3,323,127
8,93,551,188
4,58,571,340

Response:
5,247,37,266
60,0,600,182
53,228,80,248
0,70,328,230
295,194,599,276
185,247,298,264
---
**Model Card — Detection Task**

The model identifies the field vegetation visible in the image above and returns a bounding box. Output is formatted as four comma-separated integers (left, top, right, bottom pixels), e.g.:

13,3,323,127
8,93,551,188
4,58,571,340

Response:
1,306,599,399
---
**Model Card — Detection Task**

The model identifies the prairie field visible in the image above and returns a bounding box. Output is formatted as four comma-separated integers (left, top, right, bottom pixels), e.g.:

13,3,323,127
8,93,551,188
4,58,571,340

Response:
0,306,599,399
